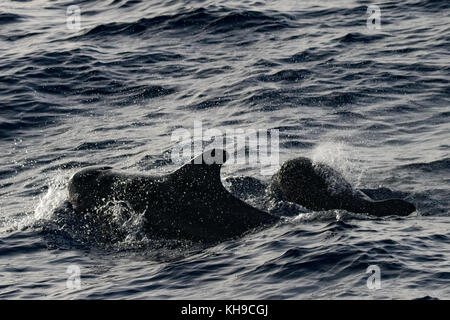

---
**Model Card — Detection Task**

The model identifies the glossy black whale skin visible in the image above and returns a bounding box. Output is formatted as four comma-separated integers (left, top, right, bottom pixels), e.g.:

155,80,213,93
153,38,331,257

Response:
68,149,279,242
271,157,416,217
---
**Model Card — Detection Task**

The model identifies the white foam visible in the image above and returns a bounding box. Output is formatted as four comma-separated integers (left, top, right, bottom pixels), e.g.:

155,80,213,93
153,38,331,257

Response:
34,171,71,221
311,141,365,188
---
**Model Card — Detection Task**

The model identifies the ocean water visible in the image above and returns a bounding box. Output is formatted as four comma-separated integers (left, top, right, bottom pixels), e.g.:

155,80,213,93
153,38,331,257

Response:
0,0,449,299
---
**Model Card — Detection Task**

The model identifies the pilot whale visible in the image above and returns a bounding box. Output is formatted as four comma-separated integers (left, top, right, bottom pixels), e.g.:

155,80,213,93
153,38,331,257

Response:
270,157,416,217
68,149,279,242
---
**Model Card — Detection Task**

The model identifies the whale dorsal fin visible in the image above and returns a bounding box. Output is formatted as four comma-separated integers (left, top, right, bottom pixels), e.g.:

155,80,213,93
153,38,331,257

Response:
170,149,229,187
189,148,229,165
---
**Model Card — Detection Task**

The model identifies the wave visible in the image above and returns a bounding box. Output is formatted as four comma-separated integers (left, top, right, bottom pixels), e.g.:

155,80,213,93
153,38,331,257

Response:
399,158,450,172
77,7,296,39
338,32,388,44
0,13,23,25
257,69,312,83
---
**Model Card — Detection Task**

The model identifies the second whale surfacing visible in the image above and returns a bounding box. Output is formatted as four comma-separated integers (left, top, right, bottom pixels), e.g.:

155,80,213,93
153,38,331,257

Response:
68,149,279,243
270,157,416,217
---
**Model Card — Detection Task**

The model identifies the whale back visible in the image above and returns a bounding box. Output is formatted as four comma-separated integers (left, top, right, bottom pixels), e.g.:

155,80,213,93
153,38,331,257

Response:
271,157,356,211
67,148,279,242
271,157,415,216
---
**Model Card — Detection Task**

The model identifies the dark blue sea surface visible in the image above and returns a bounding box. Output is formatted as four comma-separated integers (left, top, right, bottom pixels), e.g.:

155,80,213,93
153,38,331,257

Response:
0,0,449,299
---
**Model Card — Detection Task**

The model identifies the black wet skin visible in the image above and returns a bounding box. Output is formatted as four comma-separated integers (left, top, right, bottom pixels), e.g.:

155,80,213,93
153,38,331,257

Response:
68,150,415,243
271,157,416,217
68,149,279,242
